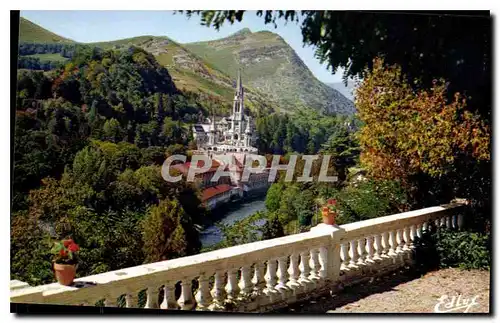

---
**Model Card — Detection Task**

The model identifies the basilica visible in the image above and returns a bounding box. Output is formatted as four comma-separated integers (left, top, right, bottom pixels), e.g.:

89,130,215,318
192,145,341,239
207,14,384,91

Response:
192,70,258,154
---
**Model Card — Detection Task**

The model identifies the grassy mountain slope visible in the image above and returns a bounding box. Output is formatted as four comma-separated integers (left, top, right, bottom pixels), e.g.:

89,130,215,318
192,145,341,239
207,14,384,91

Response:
18,17,74,43
184,29,355,115
85,35,278,115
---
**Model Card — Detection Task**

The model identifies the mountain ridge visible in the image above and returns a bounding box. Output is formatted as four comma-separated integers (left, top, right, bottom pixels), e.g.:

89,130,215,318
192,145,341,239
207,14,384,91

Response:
18,18,355,115
184,29,355,114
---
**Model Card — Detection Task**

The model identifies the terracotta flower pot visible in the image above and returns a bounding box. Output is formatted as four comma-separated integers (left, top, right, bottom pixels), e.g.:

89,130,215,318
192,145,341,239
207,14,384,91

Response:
53,263,76,286
321,207,337,225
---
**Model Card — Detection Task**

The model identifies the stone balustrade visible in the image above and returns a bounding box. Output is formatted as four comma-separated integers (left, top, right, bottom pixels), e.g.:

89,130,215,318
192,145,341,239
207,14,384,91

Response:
10,201,466,312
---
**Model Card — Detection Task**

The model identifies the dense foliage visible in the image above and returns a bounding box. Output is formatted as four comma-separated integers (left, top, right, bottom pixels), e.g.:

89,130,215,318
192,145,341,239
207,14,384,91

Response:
11,46,216,285
18,56,64,71
356,58,491,225
255,109,357,155
414,227,490,271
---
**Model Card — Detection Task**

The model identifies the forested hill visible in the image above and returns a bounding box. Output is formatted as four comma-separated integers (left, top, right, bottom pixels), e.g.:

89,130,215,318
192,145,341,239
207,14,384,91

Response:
13,45,210,285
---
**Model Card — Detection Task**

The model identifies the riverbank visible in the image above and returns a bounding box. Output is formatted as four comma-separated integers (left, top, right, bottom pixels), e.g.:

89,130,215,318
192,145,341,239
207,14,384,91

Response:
199,194,268,248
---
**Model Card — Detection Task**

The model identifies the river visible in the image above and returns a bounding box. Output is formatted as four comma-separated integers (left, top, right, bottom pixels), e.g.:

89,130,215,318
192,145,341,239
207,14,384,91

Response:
199,197,267,248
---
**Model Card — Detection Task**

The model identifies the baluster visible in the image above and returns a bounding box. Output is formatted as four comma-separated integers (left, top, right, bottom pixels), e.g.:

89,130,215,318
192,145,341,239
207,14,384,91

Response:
144,285,159,309
457,213,465,229
178,279,195,310
446,216,452,229
287,253,301,294
104,294,119,307
238,266,253,296
264,258,278,300
309,249,321,283
298,251,311,291
276,256,290,297
451,214,458,229
125,291,139,308
195,274,212,310
402,226,411,251
365,236,375,263
409,225,417,248
160,282,179,310
395,229,404,254
252,261,266,296
209,271,226,310
340,242,350,270
225,269,240,302
348,240,359,268
440,217,446,227
318,245,329,280
416,223,423,239
381,232,390,258
357,238,366,266
388,231,397,257
373,234,382,261
422,221,429,233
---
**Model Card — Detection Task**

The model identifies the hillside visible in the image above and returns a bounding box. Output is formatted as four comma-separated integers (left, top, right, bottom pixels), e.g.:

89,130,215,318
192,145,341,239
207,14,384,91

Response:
328,81,358,102
18,17,74,43
184,29,355,115
86,35,279,115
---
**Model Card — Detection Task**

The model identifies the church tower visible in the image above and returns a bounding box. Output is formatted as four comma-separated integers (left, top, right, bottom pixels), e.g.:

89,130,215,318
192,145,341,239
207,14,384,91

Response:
208,114,216,146
231,70,245,143
233,69,244,120
245,116,252,147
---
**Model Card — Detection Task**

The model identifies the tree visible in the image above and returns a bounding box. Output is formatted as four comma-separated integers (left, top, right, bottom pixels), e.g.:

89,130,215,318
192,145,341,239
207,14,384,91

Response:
321,124,360,183
357,58,489,179
265,183,284,212
262,214,285,240
141,199,189,263
102,118,125,143
293,190,315,227
356,58,490,211
277,185,300,223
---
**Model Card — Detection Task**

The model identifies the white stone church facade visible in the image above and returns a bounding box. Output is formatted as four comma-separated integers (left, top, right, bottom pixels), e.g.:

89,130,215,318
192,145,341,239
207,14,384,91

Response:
193,70,258,154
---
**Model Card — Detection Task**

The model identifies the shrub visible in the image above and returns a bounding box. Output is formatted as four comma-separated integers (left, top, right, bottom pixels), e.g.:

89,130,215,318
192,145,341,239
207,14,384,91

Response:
333,179,409,224
414,227,490,271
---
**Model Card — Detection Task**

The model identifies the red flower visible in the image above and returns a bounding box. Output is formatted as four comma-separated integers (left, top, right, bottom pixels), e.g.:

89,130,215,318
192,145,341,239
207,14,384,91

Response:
59,249,68,257
327,199,337,206
63,239,74,247
68,243,79,252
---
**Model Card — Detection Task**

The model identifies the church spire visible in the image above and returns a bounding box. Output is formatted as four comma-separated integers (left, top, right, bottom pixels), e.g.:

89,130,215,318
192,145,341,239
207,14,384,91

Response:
236,69,243,96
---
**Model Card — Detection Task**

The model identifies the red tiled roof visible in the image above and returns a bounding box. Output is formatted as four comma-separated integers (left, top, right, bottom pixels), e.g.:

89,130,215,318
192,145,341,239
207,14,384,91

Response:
171,159,221,175
201,184,233,202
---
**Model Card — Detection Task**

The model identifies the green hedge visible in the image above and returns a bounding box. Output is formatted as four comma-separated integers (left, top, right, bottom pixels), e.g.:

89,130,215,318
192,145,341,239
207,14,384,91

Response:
414,227,490,271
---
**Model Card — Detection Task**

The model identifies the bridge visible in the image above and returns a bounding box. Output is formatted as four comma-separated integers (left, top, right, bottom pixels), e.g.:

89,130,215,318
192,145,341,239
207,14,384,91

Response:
11,201,466,312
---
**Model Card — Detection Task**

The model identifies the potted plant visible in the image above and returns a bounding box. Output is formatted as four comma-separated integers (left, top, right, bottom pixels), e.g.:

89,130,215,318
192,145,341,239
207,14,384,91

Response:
51,238,80,286
321,199,339,225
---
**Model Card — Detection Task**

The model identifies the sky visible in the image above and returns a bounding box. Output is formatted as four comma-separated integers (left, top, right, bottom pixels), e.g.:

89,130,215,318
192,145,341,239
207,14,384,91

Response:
20,10,346,84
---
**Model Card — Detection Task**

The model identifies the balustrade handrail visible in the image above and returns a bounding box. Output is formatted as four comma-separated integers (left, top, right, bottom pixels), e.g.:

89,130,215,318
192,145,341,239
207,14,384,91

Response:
10,229,337,304
11,201,467,309
339,202,464,241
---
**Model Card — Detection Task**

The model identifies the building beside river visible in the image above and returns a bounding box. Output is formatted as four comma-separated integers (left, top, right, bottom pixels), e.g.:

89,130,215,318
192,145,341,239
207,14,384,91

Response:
182,70,270,210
